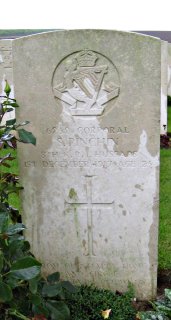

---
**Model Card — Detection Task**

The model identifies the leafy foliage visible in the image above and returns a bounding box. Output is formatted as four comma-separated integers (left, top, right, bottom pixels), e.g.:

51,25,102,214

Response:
0,82,75,319
138,289,171,320
65,284,136,320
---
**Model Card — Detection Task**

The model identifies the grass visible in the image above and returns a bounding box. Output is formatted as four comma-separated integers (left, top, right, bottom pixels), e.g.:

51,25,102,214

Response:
159,148,171,269
158,104,171,269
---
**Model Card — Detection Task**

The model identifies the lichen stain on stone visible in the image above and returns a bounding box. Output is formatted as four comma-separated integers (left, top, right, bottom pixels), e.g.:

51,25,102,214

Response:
68,188,78,200
74,256,80,272
64,206,72,214
105,263,118,277
135,184,144,191
73,207,80,240
82,239,86,248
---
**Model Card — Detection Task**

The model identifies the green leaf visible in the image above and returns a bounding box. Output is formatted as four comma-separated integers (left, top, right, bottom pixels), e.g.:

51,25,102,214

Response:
165,289,171,301
0,250,3,272
137,311,169,320
6,275,19,289
8,102,19,108
4,80,11,97
0,213,9,233
46,301,70,320
6,108,14,112
0,152,15,162
8,240,22,253
153,302,171,317
42,283,62,297
0,281,13,302
29,276,39,294
32,303,49,318
0,162,10,168
6,223,26,235
5,184,23,194
0,203,8,214
61,280,77,293
30,293,42,306
8,240,25,260
6,119,16,126
47,272,60,283
11,256,42,280
18,128,36,145
22,240,31,252
9,234,24,241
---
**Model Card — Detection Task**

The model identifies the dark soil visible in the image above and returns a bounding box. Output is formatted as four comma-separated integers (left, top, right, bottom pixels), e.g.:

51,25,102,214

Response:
157,269,171,296
133,270,171,312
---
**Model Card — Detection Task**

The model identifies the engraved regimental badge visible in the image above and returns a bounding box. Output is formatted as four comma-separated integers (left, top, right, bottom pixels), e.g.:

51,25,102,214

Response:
52,50,120,116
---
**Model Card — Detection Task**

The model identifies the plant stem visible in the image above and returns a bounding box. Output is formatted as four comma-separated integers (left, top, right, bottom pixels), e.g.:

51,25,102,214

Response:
8,309,31,320
2,270,11,277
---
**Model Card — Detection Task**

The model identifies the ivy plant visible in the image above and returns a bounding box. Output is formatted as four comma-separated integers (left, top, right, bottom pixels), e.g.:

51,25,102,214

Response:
137,289,171,320
0,81,76,319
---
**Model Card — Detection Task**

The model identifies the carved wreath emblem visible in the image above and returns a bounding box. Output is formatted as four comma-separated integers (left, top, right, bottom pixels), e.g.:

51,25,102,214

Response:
52,50,120,116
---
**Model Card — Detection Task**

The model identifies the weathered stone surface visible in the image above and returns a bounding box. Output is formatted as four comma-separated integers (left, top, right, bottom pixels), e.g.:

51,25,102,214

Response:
12,30,161,299
0,39,15,124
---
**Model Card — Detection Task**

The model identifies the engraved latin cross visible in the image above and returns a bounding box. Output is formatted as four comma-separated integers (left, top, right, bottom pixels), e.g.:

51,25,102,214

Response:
65,176,114,256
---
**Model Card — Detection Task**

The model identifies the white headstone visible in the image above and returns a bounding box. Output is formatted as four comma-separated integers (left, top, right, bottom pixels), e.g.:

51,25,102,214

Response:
13,30,161,299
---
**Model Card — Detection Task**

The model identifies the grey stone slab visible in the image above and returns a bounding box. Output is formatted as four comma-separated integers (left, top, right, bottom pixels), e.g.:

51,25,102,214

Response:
0,39,15,124
12,30,161,299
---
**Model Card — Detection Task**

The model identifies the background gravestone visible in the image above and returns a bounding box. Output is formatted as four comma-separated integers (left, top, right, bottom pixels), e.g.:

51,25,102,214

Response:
0,39,15,124
13,30,161,299
168,43,171,97
161,41,168,134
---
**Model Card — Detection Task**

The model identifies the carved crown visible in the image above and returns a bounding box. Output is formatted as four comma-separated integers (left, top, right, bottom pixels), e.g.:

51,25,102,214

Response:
76,50,97,67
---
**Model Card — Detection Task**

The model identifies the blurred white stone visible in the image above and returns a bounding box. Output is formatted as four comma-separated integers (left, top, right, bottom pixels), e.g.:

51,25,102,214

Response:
0,40,15,126
161,41,168,134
